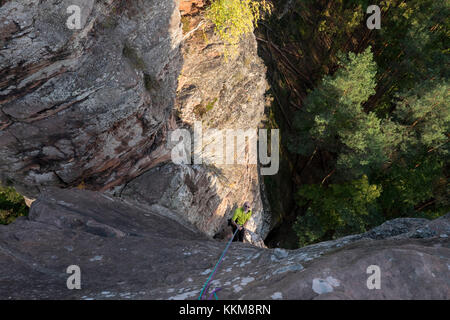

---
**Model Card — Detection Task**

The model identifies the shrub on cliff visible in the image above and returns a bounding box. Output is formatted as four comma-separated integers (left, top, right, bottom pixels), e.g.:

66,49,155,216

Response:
0,186,28,225
206,0,272,56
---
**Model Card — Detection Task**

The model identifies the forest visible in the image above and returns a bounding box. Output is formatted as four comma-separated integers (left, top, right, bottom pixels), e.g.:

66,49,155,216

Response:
256,0,449,247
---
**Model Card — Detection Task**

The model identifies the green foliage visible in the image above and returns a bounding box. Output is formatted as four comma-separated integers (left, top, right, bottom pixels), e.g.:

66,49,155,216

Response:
0,186,28,225
369,0,450,116
293,175,382,246
288,38,449,246
393,80,450,157
376,155,447,219
290,50,449,246
290,48,395,175
206,0,272,57
375,80,450,218
262,0,449,248
290,48,378,152
315,0,366,38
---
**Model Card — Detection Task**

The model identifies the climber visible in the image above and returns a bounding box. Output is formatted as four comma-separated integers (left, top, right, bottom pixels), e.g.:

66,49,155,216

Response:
228,201,252,242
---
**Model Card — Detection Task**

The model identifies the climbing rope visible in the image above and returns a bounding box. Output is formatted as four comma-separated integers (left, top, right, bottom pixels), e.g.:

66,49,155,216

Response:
198,227,240,300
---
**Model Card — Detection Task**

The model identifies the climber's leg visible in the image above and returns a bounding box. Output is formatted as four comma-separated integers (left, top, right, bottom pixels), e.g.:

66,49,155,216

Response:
231,224,238,242
238,228,245,242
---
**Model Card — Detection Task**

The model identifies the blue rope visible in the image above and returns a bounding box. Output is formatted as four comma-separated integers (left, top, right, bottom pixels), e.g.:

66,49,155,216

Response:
198,227,240,300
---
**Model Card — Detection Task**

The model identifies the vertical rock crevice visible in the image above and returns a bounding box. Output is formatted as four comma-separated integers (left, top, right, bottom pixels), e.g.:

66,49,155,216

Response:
119,8,273,241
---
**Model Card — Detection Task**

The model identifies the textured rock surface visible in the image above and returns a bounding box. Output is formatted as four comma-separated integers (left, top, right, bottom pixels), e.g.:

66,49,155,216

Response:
179,0,205,15
0,1,271,242
119,17,272,240
1,188,448,300
0,0,182,197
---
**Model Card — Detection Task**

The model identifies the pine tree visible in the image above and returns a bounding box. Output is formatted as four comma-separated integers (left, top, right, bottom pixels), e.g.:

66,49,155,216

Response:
290,47,399,176
375,80,450,218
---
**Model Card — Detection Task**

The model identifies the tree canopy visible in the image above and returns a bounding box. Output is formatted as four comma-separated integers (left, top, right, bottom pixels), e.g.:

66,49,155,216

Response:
262,0,449,247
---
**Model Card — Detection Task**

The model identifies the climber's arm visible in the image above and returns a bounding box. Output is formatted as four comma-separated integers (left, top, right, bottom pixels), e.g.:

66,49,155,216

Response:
231,209,240,228
232,219,243,230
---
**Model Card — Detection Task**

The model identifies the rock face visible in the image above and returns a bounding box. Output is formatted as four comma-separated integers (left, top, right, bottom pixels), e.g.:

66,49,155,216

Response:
0,0,182,197
3,3,447,301
118,16,271,239
1,188,448,300
0,1,271,241
179,0,205,15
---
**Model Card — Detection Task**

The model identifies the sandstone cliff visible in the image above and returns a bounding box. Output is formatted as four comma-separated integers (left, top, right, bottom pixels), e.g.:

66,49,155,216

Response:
1,0,448,301
119,14,271,239
0,0,182,196
1,188,448,299
0,0,271,240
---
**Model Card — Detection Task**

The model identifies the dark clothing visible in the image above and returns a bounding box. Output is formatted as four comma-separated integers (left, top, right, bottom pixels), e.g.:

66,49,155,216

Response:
231,222,245,242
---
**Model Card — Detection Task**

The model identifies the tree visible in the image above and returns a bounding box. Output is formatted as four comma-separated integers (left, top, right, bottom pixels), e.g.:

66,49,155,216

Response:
393,80,449,158
289,50,449,247
293,175,382,246
366,0,450,116
289,47,399,176
375,80,450,218
260,0,449,248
